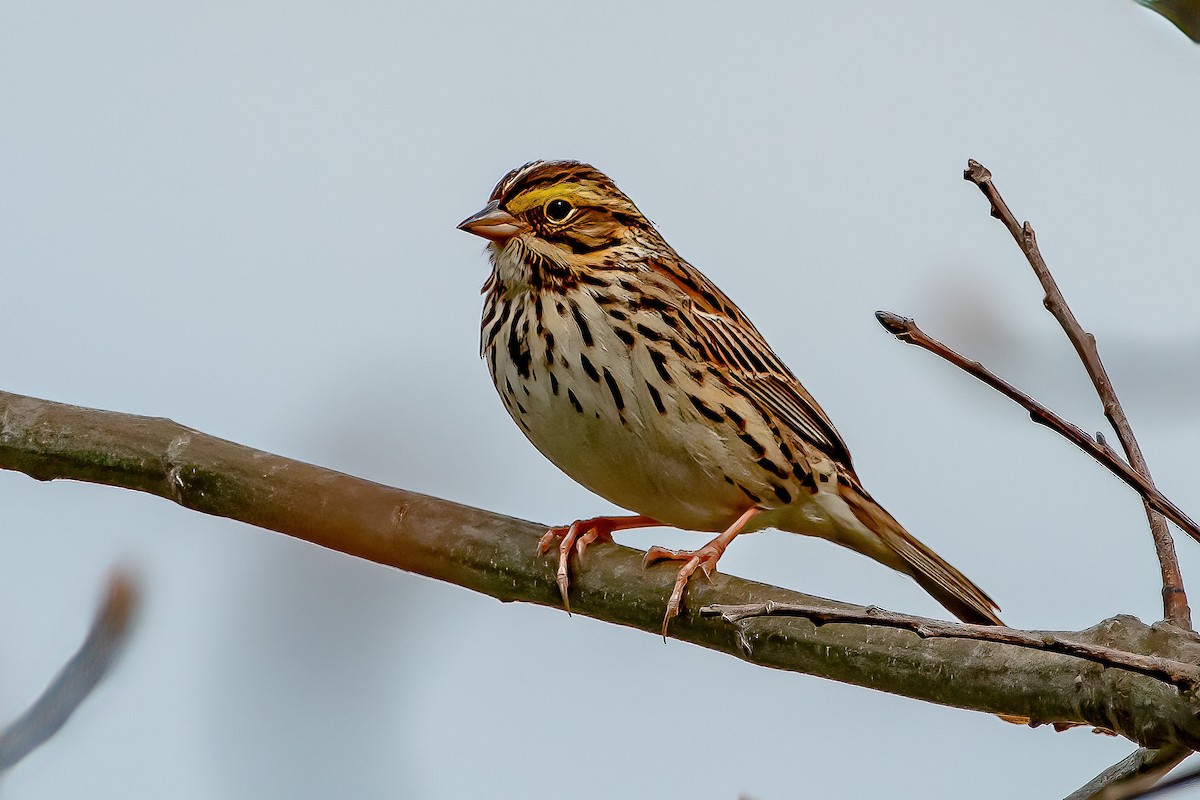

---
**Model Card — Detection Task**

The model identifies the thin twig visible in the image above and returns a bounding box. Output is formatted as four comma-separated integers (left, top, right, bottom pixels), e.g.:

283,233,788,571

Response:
874,312,1200,547
701,601,1200,692
964,159,1189,628
0,570,139,772
1064,746,1191,800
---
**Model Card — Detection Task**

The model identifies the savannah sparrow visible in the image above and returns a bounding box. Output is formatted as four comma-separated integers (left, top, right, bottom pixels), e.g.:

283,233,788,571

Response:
459,160,1001,634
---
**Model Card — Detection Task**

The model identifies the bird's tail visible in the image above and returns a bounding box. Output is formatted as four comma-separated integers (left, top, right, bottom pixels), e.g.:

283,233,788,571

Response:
834,478,1003,626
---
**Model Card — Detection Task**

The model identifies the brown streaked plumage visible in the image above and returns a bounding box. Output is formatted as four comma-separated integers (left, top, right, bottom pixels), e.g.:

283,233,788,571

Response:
459,160,1002,633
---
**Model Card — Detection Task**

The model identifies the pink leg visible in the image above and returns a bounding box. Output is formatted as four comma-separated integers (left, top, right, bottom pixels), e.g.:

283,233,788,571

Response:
538,515,661,612
642,507,762,637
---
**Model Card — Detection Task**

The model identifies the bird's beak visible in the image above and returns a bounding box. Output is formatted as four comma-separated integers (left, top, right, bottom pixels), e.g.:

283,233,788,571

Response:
457,200,525,243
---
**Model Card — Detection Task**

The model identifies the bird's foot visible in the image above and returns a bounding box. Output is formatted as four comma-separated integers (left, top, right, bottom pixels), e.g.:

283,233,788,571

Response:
537,515,660,612
643,543,728,637
640,506,762,638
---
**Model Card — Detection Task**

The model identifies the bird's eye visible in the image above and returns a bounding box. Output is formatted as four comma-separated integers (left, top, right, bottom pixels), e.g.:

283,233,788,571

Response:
544,198,574,223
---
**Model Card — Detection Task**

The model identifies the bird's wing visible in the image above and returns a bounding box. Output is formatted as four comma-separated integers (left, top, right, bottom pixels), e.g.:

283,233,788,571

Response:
691,308,855,470
643,254,855,469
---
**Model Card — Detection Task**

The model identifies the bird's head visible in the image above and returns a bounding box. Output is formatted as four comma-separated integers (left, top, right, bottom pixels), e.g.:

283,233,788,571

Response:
457,160,657,259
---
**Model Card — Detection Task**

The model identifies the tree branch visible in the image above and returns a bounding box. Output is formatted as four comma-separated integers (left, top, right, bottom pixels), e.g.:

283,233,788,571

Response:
4,389,1200,750
1117,764,1200,799
874,312,1200,549
701,602,1200,692
1135,0,1200,44
964,159,1189,627
0,570,138,772
1064,746,1190,800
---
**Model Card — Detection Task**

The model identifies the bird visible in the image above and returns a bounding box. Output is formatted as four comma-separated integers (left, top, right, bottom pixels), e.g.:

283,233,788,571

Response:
457,160,1002,635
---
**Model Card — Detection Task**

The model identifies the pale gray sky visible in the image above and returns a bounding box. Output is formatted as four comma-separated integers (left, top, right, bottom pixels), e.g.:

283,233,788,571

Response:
2,2,1199,797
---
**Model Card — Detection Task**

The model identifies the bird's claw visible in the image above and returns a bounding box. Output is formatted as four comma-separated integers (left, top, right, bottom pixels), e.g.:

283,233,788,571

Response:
538,518,624,612
643,544,725,637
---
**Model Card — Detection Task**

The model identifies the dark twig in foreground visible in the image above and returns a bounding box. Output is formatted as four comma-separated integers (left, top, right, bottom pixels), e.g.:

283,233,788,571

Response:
874,312,1200,548
0,570,139,772
1064,746,1191,800
964,159,1189,628
701,602,1200,692
1093,759,1200,800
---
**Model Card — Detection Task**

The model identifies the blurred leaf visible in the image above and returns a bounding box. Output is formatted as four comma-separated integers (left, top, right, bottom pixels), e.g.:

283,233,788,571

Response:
1137,0,1200,42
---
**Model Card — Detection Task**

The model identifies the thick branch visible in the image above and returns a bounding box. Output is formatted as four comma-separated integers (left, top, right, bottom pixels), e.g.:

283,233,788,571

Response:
4,389,1200,749
874,312,1200,548
964,159,1188,627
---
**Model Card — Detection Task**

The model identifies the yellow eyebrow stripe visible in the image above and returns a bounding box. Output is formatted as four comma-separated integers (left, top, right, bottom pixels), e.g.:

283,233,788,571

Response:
507,183,602,214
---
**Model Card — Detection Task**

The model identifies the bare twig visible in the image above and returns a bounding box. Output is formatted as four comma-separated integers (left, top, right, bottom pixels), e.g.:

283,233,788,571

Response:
0,570,139,772
701,601,1200,692
964,159,1189,627
1064,746,1190,800
874,312,1200,547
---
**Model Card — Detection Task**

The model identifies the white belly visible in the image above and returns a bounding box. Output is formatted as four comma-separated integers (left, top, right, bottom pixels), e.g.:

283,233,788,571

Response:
486,289,756,531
